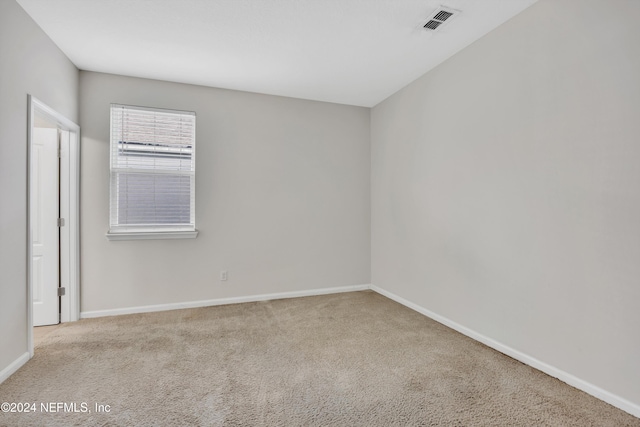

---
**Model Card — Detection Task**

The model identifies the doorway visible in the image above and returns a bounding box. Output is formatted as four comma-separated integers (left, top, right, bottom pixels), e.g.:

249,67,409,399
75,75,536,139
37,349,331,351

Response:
27,96,80,356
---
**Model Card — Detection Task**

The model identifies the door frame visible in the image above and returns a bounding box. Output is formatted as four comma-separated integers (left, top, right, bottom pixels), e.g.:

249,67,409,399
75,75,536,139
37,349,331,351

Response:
27,95,80,357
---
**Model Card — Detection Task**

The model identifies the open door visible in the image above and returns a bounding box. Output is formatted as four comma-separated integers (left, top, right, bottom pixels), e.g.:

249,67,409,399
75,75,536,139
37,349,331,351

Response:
31,127,60,326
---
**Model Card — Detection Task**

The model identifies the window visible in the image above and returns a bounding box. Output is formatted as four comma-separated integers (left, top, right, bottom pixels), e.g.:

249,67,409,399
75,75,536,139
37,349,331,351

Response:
107,104,197,240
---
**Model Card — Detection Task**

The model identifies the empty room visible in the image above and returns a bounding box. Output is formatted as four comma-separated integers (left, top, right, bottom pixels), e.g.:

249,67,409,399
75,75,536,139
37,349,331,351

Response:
1,0,639,425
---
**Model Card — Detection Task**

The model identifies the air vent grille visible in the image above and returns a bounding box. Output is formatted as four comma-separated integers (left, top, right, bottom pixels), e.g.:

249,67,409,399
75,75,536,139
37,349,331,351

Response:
424,20,442,30
423,7,459,31
433,11,453,21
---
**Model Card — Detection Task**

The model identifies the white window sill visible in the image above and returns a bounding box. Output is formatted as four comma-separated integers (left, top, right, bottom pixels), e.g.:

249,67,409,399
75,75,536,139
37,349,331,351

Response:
106,230,199,241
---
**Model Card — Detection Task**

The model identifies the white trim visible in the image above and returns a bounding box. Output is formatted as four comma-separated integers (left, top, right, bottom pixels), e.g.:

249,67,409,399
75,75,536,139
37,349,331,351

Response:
80,284,370,318
27,96,81,357
106,230,199,241
369,285,640,419
0,352,30,384
68,129,81,323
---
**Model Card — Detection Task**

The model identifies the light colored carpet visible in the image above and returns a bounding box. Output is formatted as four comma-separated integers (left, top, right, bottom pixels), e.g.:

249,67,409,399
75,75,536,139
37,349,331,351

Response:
33,324,63,344
1,291,638,426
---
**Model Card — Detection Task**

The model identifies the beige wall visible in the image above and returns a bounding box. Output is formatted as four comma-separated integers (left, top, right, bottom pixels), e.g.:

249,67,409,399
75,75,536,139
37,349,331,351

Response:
0,0,79,372
79,71,370,312
372,0,640,407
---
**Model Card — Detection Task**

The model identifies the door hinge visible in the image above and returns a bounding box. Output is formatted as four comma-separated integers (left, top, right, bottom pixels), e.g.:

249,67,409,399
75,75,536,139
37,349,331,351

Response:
57,218,65,227
58,287,66,297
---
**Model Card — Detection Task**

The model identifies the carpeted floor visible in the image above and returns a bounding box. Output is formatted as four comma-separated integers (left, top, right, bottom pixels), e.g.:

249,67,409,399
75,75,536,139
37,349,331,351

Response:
1,291,638,426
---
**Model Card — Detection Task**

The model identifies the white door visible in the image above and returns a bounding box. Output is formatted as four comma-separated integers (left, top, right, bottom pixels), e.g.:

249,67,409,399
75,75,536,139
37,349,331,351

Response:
32,128,60,326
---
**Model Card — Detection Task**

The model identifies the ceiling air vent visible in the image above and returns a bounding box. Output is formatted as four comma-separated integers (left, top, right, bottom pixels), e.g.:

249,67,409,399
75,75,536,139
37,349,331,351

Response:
423,7,458,31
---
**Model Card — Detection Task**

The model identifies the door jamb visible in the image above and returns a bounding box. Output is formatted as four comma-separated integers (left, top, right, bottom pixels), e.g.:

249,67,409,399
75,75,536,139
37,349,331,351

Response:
27,95,80,357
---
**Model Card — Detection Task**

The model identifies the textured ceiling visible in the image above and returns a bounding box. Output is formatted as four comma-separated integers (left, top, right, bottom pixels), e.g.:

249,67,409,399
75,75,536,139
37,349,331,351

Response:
17,0,537,107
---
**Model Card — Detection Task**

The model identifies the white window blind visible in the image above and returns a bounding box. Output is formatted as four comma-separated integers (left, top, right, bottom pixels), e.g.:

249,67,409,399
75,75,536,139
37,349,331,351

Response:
109,104,196,234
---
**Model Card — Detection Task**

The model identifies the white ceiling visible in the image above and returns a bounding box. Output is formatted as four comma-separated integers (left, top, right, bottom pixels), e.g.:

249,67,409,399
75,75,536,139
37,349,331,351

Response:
17,0,537,107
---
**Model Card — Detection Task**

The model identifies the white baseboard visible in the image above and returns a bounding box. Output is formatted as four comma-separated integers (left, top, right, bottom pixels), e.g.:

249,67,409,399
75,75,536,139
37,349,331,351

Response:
369,284,640,419
80,284,371,319
0,352,30,385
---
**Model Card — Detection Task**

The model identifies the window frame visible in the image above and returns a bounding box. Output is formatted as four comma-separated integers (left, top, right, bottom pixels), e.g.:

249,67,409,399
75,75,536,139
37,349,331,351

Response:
106,103,198,241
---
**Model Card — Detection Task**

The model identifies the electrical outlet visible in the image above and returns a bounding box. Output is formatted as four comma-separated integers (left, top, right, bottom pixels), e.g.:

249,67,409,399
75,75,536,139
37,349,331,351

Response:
220,271,228,281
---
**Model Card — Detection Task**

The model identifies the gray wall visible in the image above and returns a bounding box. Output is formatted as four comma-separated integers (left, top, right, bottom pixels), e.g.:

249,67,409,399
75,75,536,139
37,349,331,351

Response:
0,0,78,372
372,0,640,407
80,71,370,312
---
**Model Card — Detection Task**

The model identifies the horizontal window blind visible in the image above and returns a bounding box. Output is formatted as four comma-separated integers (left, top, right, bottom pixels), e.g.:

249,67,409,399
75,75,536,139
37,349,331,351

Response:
110,104,196,232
